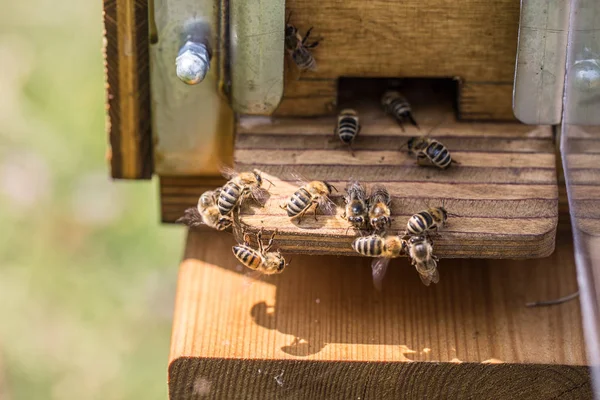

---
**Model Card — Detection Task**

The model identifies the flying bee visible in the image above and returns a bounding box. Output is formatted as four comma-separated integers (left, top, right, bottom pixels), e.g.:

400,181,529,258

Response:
368,184,392,233
406,206,448,236
233,228,288,275
282,174,337,222
334,109,361,156
381,90,419,131
407,136,458,169
285,13,320,72
406,235,440,286
352,234,407,290
176,189,233,231
217,167,271,217
342,180,368,230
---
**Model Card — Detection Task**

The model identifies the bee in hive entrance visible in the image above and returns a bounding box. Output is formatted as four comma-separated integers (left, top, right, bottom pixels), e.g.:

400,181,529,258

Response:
217,167,271,217
177,189,233,231
342,181,368,231
281,174,337,223
352,234,407,290
284,12,320,72
233,228,288,275
334,109,361,156
406,235,440,286
405,206,448,237
367,184,393,234
381,90,419,131
407,135,459,169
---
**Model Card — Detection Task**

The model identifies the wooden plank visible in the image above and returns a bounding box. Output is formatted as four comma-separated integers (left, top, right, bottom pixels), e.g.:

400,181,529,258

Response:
103,0,153,179
459,82,515,121
168,229,591,399
230,102,557,258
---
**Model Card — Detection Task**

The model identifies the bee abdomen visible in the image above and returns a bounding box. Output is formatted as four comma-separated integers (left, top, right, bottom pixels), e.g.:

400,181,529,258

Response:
337,117,359,144
389,98,411,119
407,212,434,234
353,236,383,257
293,48,316,71
426,141,452,168
232,245,262,270
218,182,241,215
287,187,312,217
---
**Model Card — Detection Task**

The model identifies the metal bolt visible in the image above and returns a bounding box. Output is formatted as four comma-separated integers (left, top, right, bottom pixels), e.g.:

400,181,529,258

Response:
176,41,211,85
572,59,600,92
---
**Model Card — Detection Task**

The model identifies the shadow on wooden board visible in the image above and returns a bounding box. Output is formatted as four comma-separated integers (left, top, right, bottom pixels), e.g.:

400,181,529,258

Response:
168,228,592,399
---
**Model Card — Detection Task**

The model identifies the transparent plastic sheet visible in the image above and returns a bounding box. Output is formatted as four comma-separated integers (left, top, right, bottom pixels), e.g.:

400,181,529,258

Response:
560,0,600,395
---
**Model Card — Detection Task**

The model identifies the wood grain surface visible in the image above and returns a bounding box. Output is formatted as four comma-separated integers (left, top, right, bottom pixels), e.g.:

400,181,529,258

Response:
276,0,521,120
168,229,591,399
103,0,153,179
227,90,558,258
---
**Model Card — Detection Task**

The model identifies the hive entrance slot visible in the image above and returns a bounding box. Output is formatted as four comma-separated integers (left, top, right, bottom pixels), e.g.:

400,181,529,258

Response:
227,80,559,259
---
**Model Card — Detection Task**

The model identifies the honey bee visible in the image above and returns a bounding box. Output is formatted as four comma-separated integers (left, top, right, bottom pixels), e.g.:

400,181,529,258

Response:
285,13,320,72
218,167,270,217
368,184,392,233
406,206,448,236
342,181,368,230
406,235,440,286
233,228,287,275
334,109,361,156
381,90,419,131
407,136,458,169
176,189,233,231
352,234,406,290
282,175,337,222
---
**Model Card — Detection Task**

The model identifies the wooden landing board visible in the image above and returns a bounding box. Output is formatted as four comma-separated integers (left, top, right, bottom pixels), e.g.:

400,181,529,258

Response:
232,102,558,258
168,229,590,400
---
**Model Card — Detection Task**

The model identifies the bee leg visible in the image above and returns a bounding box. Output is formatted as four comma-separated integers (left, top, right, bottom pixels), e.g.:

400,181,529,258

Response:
348,144,355,157
302,27,313,44
451,158,461,165
416,154,428,166
398,121,406,132
313,201,320,221
256,227,265,253
306,40,320,49
264,229,277,252
408,113,420,130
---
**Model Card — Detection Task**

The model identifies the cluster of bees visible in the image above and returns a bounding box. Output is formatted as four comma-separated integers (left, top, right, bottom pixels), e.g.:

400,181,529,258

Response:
176,15,458,288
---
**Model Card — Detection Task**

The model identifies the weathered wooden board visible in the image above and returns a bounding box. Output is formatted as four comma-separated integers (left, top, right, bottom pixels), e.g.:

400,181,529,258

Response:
168,229,590,399
103,0,153,179
228,97,558,258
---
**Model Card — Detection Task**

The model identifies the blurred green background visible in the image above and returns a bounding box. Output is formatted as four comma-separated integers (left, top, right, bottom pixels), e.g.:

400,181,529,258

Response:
0,1,185,399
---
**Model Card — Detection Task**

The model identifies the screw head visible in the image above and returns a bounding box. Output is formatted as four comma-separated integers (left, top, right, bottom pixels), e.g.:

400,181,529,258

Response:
572,59,600,92
176,42,210,85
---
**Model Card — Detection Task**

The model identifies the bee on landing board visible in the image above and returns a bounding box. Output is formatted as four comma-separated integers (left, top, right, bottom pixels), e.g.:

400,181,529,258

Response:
406,206,448,236
233,228,288,275
282,175,337,223
342,181,368,230
217,167,271,217
406,235,440,286
285,13,320,72
352,234,407,290
334,109,361,156
177,189,233,231
368,184,392,233
381,90,419,131
407,136,458,169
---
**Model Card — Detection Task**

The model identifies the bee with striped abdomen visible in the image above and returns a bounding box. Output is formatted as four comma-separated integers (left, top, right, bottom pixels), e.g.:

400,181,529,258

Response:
233,228,287,275
177,189,233,231
406,206,448,236
334,109,361,156
285,13,320,72
368,184,392,233
406,235,440,286
342,180,368,230
407,136,458,169
218,167,270,217
282,175,337,223
381,90,419,131
352,234,407,290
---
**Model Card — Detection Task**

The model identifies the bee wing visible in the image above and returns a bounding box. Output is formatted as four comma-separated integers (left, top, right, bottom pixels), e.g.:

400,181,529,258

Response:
318,195,338,216
290,172,311,186
370,184,391,205
252,187,269,206
371,257,391,291
418,271,432,287
176,207,205,228
430,267,440,284
242,269,265,290
219,165,239,180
